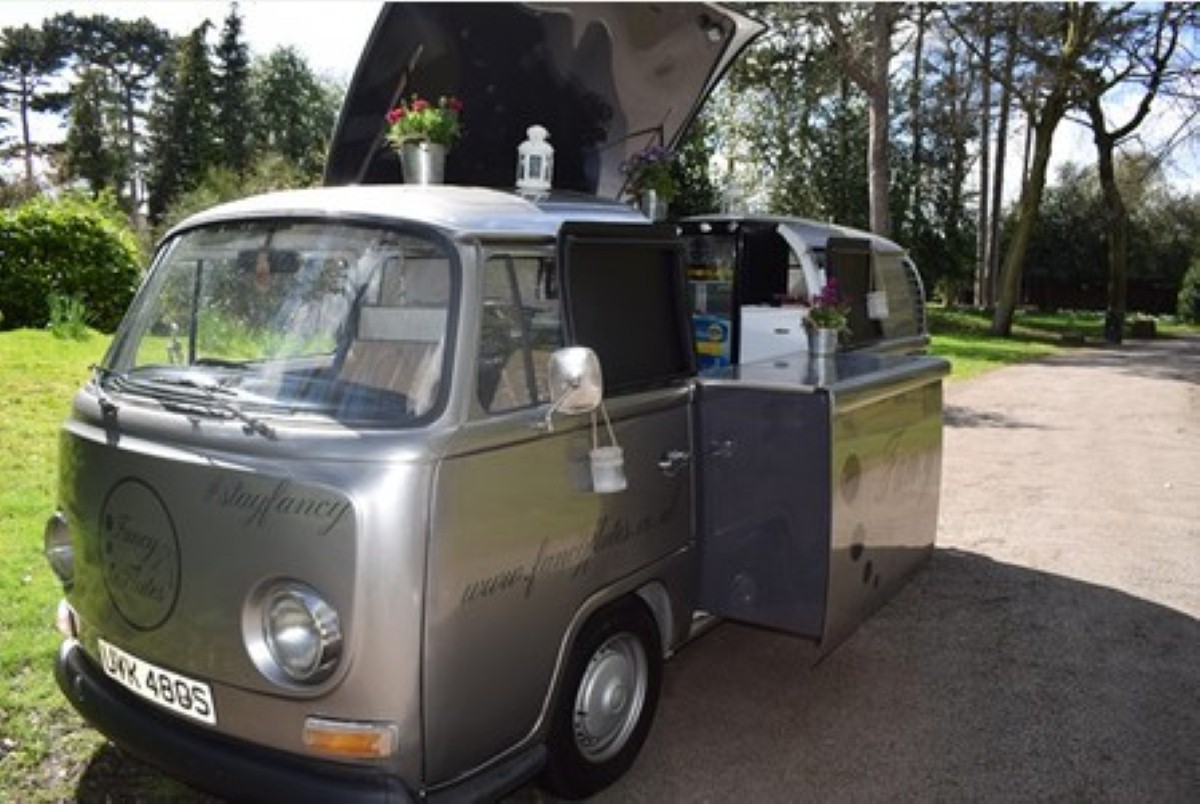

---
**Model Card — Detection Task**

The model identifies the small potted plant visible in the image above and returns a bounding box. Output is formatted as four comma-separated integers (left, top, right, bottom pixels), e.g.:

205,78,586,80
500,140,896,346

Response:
806,278,850,355
384,95,464,184
620,145,677,220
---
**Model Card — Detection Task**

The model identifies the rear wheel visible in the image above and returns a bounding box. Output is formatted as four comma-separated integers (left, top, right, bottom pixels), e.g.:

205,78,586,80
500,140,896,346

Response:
540,598,662,800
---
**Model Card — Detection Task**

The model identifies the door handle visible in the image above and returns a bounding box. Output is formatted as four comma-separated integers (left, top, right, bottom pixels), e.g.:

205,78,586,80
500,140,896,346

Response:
657,449,692,477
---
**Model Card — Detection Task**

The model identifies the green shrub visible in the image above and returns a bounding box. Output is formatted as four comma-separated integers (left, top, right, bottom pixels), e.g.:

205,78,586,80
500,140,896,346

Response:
1178,258,1200,325
0,192,143,332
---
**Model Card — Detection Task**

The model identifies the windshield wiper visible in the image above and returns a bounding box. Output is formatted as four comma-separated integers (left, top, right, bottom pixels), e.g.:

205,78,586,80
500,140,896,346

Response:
193,357,253,369
140,375,277,439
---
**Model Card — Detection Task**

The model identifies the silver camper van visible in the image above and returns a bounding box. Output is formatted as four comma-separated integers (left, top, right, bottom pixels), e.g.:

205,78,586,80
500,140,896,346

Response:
46,4,948,802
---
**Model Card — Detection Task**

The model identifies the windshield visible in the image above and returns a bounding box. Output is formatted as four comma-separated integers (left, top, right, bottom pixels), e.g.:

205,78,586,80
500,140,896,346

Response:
103,220,456,427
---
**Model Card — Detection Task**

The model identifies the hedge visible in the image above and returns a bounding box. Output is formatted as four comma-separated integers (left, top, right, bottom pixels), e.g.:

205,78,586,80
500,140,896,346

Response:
0,193,143,332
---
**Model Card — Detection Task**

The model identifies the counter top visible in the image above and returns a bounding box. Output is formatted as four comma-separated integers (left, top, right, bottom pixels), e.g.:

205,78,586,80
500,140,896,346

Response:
699,349,950,408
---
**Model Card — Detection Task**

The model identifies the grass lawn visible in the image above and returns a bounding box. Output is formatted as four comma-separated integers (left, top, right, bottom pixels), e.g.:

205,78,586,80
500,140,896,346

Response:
926,306,1197,380
0,329,111,800
0,311,1195,799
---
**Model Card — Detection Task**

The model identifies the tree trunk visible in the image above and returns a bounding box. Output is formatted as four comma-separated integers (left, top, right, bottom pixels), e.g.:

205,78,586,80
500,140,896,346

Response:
984,14,1018,309
908,4,926,243
975,5,992,308
992,4,1095,336
1080,5,1182,343
1089,107,1127,340
19,74,35,186
991,98,1067,336
867,4,892,237
821,3,894,237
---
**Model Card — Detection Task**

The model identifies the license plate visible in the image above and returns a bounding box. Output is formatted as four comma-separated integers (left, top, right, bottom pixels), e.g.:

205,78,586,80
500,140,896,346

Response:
98,639,217,725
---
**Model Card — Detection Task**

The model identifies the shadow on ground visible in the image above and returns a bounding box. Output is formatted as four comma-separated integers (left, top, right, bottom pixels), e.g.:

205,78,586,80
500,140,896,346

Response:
76,742,217,803
944,405,1044,429
571,548,1199,802
1041,337,1200,386
74,549,1199,803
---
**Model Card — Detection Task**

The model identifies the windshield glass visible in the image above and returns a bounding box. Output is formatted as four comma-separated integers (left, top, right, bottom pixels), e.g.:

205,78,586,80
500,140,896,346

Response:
104,220,456,427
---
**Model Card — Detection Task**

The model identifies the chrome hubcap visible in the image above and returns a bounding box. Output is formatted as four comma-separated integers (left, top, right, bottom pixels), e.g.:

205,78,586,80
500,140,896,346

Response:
572,633,647,763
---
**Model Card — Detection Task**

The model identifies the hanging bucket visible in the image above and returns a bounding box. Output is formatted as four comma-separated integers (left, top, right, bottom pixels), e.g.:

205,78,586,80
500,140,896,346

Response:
866,290,889,321
589,446,627,494
588,404,626,493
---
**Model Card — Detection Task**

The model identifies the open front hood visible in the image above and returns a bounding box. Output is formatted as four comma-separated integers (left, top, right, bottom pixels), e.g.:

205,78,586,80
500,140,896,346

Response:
324,2,764,197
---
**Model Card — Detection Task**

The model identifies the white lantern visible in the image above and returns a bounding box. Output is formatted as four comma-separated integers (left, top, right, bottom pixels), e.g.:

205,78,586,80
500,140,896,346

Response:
516,125,553,192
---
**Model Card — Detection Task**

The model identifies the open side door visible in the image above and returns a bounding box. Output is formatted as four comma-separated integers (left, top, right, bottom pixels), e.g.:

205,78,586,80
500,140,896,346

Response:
696,352,948,651
696,382,831,638
557,222,695,394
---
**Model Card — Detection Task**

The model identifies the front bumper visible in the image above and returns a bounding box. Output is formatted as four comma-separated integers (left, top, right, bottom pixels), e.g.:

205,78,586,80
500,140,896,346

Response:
56,639,544,803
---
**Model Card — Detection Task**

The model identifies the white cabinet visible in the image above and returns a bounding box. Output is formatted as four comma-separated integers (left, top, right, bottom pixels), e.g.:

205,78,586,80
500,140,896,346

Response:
740,306,809,362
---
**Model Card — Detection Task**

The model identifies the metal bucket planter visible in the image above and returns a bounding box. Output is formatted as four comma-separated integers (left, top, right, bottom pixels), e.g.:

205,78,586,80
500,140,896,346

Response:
808,327,839,356
637,190,669,221
399,142,446,184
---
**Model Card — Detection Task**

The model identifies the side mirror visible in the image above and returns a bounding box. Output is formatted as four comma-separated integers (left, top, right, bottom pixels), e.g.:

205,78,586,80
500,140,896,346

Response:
543,347,603,430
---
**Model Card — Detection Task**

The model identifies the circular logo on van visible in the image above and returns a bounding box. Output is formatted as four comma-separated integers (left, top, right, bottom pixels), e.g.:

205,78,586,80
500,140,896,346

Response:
100,479,181,630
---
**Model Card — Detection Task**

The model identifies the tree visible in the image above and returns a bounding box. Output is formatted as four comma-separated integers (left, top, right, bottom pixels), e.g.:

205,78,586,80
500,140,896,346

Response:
670,109,721,217
1012,160,1198,314
0,23,68,186
717,3,867,223
62,67,126,194
973,5,994,307
214,3,254,175
156,151,314,237
145,24,219,221
53,13,171,214
251,46,340,181
1080,4,1186,341
983,6,1022,309
819,2,896,236
990,4,1115,336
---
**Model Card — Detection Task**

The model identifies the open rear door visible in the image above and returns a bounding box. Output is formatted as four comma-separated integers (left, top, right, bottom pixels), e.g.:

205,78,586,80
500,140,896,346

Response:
325,3,765,195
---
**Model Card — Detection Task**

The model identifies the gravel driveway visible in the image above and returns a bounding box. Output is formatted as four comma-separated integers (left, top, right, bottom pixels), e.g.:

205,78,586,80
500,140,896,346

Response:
545,336,1200,802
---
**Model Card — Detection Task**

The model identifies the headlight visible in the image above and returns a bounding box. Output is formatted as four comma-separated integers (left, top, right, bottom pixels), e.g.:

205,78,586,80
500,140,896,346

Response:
262,582,342,684
44,511,74,588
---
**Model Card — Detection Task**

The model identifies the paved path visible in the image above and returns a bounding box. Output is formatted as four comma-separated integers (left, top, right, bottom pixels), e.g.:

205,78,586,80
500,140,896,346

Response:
519,336,1200,802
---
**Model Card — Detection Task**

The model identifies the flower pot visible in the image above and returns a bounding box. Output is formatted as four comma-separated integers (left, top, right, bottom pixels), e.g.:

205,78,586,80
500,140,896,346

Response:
808,327,839,356
638,189,668,221
399,142,446,184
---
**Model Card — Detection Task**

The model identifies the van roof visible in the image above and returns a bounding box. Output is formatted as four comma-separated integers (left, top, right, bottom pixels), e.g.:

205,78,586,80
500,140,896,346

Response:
683,215,907,255
167,185,649,241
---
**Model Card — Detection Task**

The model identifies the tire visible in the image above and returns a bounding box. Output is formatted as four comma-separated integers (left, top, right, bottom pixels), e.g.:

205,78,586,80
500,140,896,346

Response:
539,597,663,800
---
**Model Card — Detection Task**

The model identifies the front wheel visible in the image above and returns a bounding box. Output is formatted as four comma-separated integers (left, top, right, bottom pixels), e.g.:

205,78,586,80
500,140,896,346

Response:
539,598,663,800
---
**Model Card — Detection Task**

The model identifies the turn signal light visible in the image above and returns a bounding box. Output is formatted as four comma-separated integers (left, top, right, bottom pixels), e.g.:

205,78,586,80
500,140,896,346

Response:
303,717,397,759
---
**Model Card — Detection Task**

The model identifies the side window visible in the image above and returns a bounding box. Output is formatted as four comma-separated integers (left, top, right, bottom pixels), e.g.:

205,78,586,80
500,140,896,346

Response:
478,253,562,413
